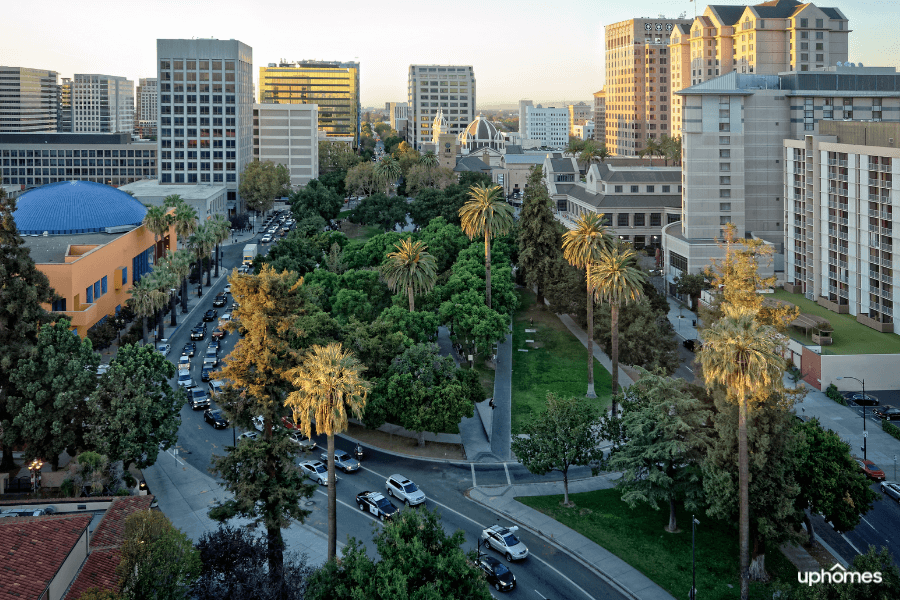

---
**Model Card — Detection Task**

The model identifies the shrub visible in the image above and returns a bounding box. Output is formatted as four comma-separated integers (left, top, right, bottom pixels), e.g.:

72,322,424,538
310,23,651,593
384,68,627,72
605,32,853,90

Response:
825,383,847,406
884,420,900,442
122,471,137,489
59,478,76,498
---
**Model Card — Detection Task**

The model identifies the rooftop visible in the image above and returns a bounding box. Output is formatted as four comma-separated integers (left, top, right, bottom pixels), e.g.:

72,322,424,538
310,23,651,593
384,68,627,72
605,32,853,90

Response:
556,184,681,210
118,179,227,201
22,231,129,264
14,181,147,236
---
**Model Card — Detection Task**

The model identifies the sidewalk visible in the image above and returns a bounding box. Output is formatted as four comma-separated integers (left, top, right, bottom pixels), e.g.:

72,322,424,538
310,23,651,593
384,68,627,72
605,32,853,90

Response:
468,475,677,600
556,313,635,391
666,297,699,341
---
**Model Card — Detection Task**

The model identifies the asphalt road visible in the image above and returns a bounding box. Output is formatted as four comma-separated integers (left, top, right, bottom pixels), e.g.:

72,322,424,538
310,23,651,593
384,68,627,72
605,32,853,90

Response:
162,223,626,600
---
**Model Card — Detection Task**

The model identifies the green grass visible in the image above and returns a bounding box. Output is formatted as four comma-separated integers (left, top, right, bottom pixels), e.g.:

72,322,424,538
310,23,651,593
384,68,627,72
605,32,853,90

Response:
343,223,382,242
771,288,900,355
510,290,611,433
338,209,352,219
518,489,798,600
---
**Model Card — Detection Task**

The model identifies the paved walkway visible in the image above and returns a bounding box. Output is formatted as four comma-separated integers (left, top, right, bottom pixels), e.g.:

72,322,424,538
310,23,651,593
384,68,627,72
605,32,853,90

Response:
491,329,513,461
666,297,699,341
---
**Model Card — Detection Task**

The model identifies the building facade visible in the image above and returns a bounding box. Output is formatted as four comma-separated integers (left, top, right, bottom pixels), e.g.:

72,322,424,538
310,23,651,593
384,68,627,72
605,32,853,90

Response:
408,65,476,150
669,1,850,134
592,89,606,144
604,16,692,155
567,102,592,134
71,74,135,134
523,105,569,149
253,103,319,189
259,61,360,148
0,133,157,188
572,121,594,141
386,101,409,140
784,120,899,332
518,99,533,138
135,78,158,139
59,78,72,132
156,39,254,215
0,66,59,132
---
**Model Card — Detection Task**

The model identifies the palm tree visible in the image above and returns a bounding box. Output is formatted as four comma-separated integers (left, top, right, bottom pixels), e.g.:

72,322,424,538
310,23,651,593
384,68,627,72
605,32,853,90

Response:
208,214,231,278
419,150,438,170
458,183,515,310
283,342,371,560
561,212,612,398
159,249,192,324
382,238,437,312
129,274,167,345
142,205,171,261
639,136,663,166
374,155,401,195
566,138,585,159
187,224,214,294
588,245,647,414
699,304,784,600
579,141,611,167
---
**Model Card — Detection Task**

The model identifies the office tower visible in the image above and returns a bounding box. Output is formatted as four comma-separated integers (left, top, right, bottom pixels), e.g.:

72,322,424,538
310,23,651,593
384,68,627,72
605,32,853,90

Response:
0,66,59,132
156,39,253,214
662,66,900,279
59,78,72,132
518,99,533,137
253,103,318,189
567,101,592,134
71,74,135,134
259,61,360,147
408,65,476,151
523,105,569,149
784,120,898,331
386,102,409,139
604,15,692,155
135,78,158,139
669,1,849,134
592,89,606,145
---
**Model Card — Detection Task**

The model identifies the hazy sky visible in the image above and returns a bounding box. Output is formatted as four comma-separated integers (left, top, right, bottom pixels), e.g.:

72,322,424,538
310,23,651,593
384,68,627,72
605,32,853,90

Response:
2,0,897,107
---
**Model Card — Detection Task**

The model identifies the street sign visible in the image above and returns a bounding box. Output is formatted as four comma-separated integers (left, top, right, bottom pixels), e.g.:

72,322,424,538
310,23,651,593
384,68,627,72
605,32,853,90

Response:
864,431,868,438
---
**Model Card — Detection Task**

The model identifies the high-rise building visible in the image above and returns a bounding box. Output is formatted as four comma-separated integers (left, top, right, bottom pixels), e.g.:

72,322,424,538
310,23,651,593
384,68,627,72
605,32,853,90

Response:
0,67,59,132
524,105,569,149
604,16,692,155
59,78,72,132
669,1,850,134
157,39,254,214
135,78,158,139
71,74,135,134
592,89,606,145
518,99,533,138
408,65,476,151
259,61,360,147
386,102,408,140
567,101,592,135
253,103,319,189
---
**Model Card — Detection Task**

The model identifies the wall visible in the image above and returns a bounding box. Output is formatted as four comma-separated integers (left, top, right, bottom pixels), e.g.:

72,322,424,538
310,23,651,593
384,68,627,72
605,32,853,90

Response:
49,526,89,600
820,353,900,392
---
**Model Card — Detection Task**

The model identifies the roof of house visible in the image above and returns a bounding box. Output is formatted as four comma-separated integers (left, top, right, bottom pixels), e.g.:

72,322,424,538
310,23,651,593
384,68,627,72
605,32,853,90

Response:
554,184,681,210
594,163,682,184
751,0,804,19
707,4,747,26
502,153,549,164
63,549,121,600
0,514,92,600
90,495,153,549
454,156,491,172
549,158,577,173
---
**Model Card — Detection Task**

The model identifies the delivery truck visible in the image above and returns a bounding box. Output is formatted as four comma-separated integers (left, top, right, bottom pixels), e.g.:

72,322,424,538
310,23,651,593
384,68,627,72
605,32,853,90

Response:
242,244,258,265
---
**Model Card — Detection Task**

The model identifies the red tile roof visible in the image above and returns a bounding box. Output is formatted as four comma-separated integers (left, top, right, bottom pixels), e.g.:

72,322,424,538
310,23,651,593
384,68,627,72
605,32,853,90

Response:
89,495,153,549
63,549,121,600
0,514,92,600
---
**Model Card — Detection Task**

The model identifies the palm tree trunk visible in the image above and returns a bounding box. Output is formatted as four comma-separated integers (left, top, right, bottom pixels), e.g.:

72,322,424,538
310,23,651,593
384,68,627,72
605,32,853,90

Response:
484,236,492,310
668,497,677,533
170,291,177,327
610,303,620,412
739,398,751,600
585,280,596,399
156,306,165,341
214,243,220,278
408,285,415,312
327,433,337,560
142,316,148,346
181,278,188,312
205,255,212,287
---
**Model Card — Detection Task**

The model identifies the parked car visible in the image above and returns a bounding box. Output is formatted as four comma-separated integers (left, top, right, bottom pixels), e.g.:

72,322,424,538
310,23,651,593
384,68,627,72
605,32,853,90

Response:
880,481,900,502
474,555,516,592
203,309,218,322
855,458,886,481
385,474,426,506
682,338,703,352
319,449,360,473
356,491,398,521
190,327,206,341
176,370,195,389
298,460,330,485
220,312,231,322
873,405,900,420
204,409,229,429
224,284,231,294
211,327,226,340
189,388,210,410
480,525,528,561
182,342,196,357
845,392,880,406
238,431,259,442
212,295,227,308
288,431,316,452
156,342,171,357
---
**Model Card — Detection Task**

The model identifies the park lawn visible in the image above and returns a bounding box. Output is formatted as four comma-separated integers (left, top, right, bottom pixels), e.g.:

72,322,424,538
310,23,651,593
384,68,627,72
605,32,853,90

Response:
338,209,352,219
341,222,382,242
518,489,798,600
771,288,900,355
511,290,611,433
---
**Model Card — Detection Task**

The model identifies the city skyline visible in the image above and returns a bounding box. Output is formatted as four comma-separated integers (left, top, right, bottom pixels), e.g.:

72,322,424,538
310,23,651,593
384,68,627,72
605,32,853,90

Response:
3,0,897,107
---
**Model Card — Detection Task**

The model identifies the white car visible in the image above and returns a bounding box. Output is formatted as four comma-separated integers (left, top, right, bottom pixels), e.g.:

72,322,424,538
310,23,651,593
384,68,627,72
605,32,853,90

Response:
220,312,231,322
320,449,360,473
261,235,273,244
237,431,259,442
299,460,331,485
178,354,190,369
481,525,529,561
224,284,231,294
385,474,426,506
288,431,316,452
157,342,171,357
881,481,900,502
176,369,195,389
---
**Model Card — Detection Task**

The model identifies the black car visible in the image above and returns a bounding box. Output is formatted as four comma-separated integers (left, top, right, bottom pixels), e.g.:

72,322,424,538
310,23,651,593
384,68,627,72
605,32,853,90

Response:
356,491,398,521
476,556,516,592
209,339,221,352
190,327,206,341
194,320,207,331
182,342,196,357
203,309,218,322
201,367,212,382
874,405,900,420
189,388,211,410
845,392,879,406
683,338,703,352
204,409,229,429
212,295,227,308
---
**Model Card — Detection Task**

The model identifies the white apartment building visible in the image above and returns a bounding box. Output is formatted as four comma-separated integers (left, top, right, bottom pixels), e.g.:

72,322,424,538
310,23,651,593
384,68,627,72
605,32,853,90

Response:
593,89,606,145
523,105,569,149
0,66,59,132
784,120,899,333
572,121,594,141
253,103,318,189
518,99,533,137
157,39,253,215
407,65,476,150
71,74,135,134
136,78,158,139
386,101,408,139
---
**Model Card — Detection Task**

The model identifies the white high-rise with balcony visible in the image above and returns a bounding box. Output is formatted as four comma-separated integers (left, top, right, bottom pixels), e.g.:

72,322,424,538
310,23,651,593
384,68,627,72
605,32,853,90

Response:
71,74,135,134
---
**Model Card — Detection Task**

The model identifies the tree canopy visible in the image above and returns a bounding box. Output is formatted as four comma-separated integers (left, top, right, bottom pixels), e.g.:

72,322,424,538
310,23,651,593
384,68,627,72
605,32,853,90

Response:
348,192,408,231
517,165,564,305
239,160,290,214
289,179,343,222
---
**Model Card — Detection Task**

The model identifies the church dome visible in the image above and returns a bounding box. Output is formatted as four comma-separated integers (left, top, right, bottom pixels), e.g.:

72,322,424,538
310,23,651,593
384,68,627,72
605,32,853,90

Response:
13,180,148,235
458,114,505,153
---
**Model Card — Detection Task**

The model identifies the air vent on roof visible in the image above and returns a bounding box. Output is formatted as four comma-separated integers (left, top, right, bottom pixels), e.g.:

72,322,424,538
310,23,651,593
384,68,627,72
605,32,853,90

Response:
105,225,135,234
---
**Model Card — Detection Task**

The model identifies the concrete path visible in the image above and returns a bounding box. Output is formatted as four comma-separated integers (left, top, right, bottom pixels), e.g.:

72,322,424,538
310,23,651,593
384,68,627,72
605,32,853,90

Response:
666,297,700,341
491,329,513,461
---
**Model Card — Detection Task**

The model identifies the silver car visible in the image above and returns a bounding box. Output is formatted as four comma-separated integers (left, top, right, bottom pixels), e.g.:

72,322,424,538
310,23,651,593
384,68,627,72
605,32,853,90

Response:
176,369,194,388
385,474,426,506
320,449,360,473
881,481,900,502
481,525,529,561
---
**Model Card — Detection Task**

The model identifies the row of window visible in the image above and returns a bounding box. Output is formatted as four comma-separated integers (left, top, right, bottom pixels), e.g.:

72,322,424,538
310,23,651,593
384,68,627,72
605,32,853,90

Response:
160,173,233,183
1,149,155,158
2,175,149,186
161,162,235,171
615,213,673,227
85,276,108,305
610,184,680,194
161,151,234,160
159,128,236,138
3,159,153,167
160,117,235,126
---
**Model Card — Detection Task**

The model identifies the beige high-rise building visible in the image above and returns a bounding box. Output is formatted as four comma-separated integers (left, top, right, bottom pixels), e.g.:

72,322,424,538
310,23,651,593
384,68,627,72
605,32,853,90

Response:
604,16,692,156
408,65,476,151
592,89,606,145
253,103,318,189
135,78,158,139
670,0,850,134
0,66,59,133
567,102,592,135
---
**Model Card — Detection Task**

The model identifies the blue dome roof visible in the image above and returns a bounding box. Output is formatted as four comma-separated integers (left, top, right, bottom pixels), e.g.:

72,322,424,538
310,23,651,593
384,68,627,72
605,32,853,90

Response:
13,181,148,235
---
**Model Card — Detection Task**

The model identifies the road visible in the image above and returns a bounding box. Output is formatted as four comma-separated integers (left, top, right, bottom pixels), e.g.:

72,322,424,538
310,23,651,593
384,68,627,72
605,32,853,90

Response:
162,219,627,600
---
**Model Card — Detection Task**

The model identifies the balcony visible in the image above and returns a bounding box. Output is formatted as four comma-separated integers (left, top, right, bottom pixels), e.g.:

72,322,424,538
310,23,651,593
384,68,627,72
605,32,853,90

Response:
857,312,894,332
883,274,893,286
828,159,838,166
868,163,879,171
883,289,893,301
882,257,893,268
869,178,881,187
883,227,893,236
882,163,892,172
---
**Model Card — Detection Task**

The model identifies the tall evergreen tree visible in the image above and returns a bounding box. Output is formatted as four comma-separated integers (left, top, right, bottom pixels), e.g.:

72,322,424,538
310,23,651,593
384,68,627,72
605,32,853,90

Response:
517,165,563,306
0,189,57,470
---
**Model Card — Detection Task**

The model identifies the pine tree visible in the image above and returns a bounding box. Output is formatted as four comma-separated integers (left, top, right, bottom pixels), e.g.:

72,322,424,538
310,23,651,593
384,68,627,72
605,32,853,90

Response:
517,165,563,306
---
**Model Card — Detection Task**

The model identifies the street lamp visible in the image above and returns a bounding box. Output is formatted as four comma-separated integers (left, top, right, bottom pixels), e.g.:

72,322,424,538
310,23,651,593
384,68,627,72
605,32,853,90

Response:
28,459,43,494
690,515,700,600
837,376,867,460
170,288,177,327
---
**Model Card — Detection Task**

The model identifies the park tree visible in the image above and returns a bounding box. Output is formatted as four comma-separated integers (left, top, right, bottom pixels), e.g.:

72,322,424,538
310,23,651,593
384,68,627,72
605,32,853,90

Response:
308,506,492,600
607,370,711,532
317,169,347,197
374,155,402,195
117,510,201,600
405,163,456,196
417,216,471,273
8,319,100,469
289,179,343,222
258,229,322,277
239,160,290,215
348,192,408,231
340,317,408,380
378,305,440,345
458,184,515,310
318,141,360,173
209,266,318,591
518,165,564,306
511,393,605,506
594,299,680,375
381,238,437,312
87,343,184,469
674,272,709,312
345,161,380,197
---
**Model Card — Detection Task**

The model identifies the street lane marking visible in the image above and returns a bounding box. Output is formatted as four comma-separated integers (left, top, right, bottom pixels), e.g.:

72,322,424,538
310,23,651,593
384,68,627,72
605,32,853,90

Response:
472,463,477,487
504,463,511,486
535,591,547,599
842,533,863,555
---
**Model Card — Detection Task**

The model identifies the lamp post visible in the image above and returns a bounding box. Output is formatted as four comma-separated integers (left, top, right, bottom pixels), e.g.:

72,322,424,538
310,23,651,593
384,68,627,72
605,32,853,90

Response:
837,376,867,461
690,515,700,600
28,459,43,494
170,288,177,327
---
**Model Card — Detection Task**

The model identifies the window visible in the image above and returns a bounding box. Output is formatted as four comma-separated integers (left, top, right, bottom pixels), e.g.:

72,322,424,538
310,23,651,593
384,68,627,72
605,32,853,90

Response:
720,176,731,185
720,149,731,158
720,202,732,211
86,285,93,304
101,276,107,295
720,216,731,225
618,213,629,226
646,185,655,193
51,298,67,312
634,213,646,227
667,213,681,224
670,251,687,272
631,185,639,193
662,185,671,193
614,185,623,193
720,189,731,198
122,267,128,285
650,213,661,227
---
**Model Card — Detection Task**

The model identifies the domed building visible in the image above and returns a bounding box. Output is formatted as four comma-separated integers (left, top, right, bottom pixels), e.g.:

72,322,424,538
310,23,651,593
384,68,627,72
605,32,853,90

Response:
457,113,506,155
13,180,176,337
